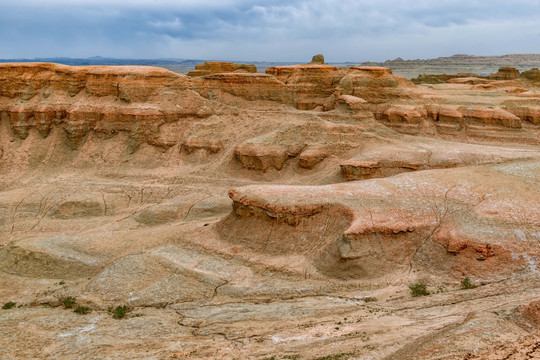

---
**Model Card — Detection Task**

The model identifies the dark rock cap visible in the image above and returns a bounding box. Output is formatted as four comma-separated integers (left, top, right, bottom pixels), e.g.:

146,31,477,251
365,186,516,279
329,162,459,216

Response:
310,54,325,64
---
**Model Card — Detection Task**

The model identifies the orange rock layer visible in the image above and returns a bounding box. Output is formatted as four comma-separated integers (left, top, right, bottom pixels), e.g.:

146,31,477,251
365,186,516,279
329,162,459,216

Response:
1,61,540,160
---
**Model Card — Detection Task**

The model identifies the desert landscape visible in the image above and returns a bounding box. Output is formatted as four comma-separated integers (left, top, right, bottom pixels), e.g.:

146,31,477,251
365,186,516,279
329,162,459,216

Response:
0,54,539,359
362,54,540,79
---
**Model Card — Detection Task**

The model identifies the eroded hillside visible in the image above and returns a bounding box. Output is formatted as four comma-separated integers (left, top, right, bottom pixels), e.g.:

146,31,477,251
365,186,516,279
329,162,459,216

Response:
0,59,539,360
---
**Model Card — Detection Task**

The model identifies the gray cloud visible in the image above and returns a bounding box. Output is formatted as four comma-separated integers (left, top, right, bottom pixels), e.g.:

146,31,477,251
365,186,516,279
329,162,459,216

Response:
1,0,539,61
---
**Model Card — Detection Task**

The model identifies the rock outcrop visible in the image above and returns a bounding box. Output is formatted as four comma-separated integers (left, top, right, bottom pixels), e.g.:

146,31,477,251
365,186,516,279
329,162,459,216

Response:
310,54,325,64
337,66,416,104
521,67,540,81
194,72,289,103
488,66,521,80
265,64,344,110
234,119,374,171
339,138,538,180
187,61,257,76
221,161,540,279
0,63,212,153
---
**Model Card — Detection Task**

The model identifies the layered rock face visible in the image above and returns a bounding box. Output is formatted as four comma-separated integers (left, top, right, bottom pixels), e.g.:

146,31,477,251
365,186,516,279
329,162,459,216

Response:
187,61,257,76
194,72,289,103
268,64,540,144
263,64,416,110
221,161,540,279
521,67,540,81
337,66,416,103
1,60,540,360
265,64,344,110
488,66,521,80
0,63,214,153
4,62,537,154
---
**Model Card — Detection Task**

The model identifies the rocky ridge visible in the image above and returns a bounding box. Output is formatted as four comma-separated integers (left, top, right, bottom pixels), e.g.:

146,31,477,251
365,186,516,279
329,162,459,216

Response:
363,53,540,78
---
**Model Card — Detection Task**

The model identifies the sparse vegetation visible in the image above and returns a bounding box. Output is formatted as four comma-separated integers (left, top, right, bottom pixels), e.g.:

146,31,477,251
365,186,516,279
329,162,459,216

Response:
170,350,197,359
112,305,129,319
409,283,430,297
363,297,377,303
62,296,76,309
436,285,446,293
461,277,477,289
314,352,356,360
74,306,90,315
2,301,16,310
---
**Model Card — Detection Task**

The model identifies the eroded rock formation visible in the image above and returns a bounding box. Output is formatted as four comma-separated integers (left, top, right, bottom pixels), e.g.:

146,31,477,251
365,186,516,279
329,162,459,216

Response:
0,58,539,359
187,61,257,76
488,66,521,80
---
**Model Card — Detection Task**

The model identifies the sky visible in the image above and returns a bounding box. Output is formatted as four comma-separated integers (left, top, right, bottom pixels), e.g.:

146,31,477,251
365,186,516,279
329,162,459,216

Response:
1,0,540,62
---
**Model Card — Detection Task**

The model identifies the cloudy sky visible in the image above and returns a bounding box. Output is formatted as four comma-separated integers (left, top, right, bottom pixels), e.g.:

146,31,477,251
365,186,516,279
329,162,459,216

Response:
1,0,540,62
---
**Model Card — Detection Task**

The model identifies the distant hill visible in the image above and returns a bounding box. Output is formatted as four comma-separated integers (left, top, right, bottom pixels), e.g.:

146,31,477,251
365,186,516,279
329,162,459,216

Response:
363,54,540,66
3,54,540,78
361,54,540,78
